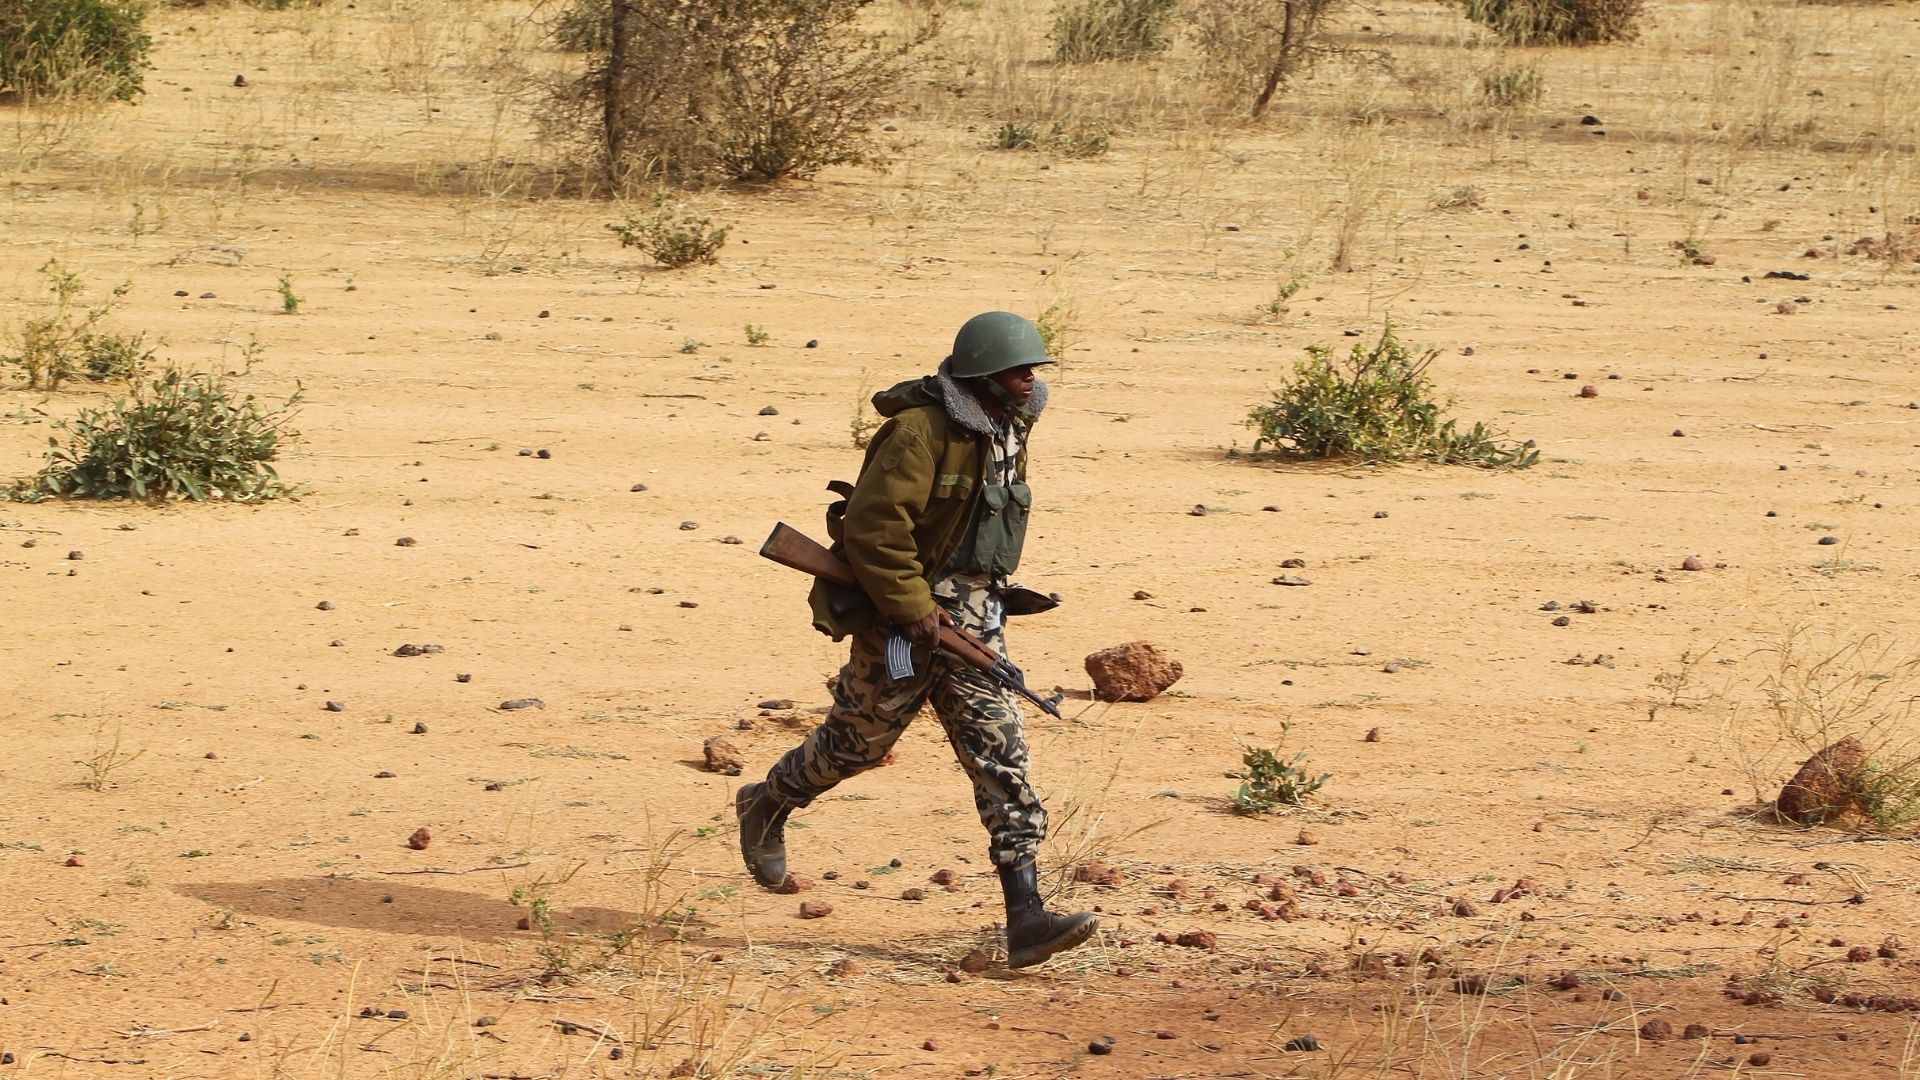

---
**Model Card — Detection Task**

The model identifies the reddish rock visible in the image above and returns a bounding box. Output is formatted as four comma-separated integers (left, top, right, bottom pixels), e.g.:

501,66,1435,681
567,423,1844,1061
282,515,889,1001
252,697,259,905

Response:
958,949,991,973
407,827,431,850
1294,830,1319,847
1776,736,1868,825
1681,556,1705,571
1578,385,1599,398
1847,946,1874,962
1748,1052,1772,1067
1451,898,1479,917
1085,641,1183,702
774,874,814,894
64,856,84,867
798,900,833,919
1074,861,1125,887
1173,931,1217,950
929,869,958,886
1683,1023,1710,1039
900,887,927,901
703,736,745,776
1639,1019,1673,1042
827,957,863,977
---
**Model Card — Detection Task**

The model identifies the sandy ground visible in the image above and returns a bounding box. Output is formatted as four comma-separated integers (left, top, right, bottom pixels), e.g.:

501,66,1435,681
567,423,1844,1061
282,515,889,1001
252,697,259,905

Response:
3,0,1919,1075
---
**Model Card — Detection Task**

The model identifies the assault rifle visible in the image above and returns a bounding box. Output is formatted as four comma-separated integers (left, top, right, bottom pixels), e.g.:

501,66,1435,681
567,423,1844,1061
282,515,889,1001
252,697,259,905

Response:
759,522,1063,719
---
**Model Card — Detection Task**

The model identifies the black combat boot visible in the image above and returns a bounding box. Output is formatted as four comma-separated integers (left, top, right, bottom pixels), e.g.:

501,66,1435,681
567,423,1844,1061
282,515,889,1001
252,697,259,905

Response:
998,860,1098,969
735,782,794,888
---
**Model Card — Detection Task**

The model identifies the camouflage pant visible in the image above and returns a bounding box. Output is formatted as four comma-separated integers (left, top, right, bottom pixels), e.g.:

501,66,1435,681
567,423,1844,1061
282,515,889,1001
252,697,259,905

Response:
763,583,1047,869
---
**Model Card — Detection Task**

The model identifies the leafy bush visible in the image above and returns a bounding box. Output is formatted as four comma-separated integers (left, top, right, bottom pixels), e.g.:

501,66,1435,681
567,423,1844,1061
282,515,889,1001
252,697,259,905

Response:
0,0,152,102
25,368,300,502
1460,0,1643,44
1229,727,1329,813
1050,0,1178,62
1480,63,1544,107
3,260,153,391
608,208,730,268
552,0,934,185
1247,325,1539,468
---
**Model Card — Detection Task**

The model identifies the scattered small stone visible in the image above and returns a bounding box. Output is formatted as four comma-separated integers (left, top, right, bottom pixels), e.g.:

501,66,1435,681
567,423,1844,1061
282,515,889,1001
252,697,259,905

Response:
407,827,432,850
1578,385,1599,398
959,949,990,973
774,874,814,894
387,1009,409,1020
331,639,344,647
798,900,833,919
759,406,780,416
1087,1038,1114,1055
1681,556,1704,571
238,1032,252,1041
536,448,551,459
609,1047,624,1060
1173,931,1217,949
930,868,958,885
1382,661,1401,674
678,600,699,608
1271,574,1312,586
1295,830,1319,846
324,700,346,712
175,289,189,297
805,339,819,348
1189,504,1209,516
394,643,425,656
456,673,471,683
631,483,649,492
1372,510,1389,519
375,770,396,778
1817,535,1839,546
1748,1052,1772,1067
394,536,416,547
1364,727,1381,742
679,521,699,531
499,698,545,711
1451,899,1479,917
473,1016,499,1027
1847,945,1874,962
1777,736,1867,825
1132,589,1153,600
67,550,83,561
1262,505,1279,512
828,958,863,977
923,1038,940,1052
1684,1023,1710,1039
1551,616,1571,627
412,721,428,734
901,887,927,901
65,855,84,867
1283,1035,1321,1052
316,600,334,610
1639,1019,1672,1042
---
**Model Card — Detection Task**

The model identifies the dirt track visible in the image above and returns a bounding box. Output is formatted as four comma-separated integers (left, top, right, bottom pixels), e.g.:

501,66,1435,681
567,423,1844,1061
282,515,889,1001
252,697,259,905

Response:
3,0,1919,1075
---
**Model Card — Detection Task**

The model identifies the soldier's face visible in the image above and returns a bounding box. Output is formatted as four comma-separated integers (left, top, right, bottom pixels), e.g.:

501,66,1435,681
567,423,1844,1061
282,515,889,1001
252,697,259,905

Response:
992,365,1036,407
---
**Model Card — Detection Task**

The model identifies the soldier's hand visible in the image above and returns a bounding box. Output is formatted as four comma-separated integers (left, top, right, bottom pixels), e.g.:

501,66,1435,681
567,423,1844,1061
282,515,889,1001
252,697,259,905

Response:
903,608,951,649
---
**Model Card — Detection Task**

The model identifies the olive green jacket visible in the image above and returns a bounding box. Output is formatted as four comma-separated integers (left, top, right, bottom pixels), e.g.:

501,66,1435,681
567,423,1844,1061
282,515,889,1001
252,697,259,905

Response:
809,361,1047,639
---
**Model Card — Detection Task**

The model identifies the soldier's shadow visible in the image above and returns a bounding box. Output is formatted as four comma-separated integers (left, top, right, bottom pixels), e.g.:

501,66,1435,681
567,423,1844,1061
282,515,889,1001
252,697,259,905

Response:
179,876,635,942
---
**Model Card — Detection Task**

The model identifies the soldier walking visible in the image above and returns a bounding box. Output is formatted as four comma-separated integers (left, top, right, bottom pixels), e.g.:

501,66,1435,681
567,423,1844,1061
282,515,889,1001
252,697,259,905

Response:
736,311,1097,969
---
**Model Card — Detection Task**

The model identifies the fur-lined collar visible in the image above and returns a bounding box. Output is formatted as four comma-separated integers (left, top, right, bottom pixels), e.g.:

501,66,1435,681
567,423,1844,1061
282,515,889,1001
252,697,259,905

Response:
934,358,1049,436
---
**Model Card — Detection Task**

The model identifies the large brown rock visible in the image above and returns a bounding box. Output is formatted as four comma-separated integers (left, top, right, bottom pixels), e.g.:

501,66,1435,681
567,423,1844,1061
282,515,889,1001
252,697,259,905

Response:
1776,736,1868,825
1085,641,1183,702
703,735,745,776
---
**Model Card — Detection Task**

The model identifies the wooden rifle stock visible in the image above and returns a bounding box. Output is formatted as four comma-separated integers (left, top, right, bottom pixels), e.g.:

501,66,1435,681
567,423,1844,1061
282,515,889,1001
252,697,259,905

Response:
758,522,1012,672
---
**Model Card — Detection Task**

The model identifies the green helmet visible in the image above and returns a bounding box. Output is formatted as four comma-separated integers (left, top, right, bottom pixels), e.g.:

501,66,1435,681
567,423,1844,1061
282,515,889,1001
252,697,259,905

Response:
948,311,1053,378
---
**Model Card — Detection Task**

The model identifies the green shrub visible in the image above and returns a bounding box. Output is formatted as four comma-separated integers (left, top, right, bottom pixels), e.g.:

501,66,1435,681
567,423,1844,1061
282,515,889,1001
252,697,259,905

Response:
1050,0,1178,62
25,368,300,502
1479,63,1544,107
1247,325,1538,468
608,208,730,268
987,118,1111,157
1460,0,1642,44
1229,726,1329,813
0,0,152,102
3,260,153,391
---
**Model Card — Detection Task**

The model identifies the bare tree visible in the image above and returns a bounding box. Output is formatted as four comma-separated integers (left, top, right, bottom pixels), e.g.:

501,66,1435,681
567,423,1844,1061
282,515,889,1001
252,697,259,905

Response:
1188,0,1365,119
